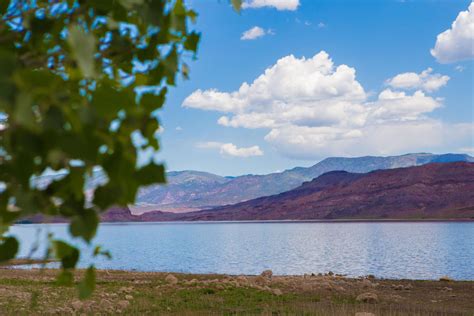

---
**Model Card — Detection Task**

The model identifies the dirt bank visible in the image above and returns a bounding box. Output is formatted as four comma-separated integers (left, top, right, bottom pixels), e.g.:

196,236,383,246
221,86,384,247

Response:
0,269,472,315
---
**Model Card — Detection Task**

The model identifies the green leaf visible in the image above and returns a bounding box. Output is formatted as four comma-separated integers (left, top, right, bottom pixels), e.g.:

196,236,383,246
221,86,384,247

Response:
13,92,36,130
77,266,96,299
135,163,165,185
91,83,133,119
0,237,19,262
0,2,9,14
67,24,96,78
139,89,166,112
119,0,144,10
53,240,80,269
93,245,112,259
69,209,99,243
231,0,242,13
56,270,74,286
184,32,200,53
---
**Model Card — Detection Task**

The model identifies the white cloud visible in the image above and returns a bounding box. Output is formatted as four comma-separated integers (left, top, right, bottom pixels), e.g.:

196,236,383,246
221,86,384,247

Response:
317,22,326,28
264,121,473,159
184,51,472,159
220,143,263,157
184,51,367,125
386,68,449,92
241,26,270,40
370,89,442,121
242,0,299,11
455,65,465,72
431,2,474,63
175,126,183,131
196,142,263,157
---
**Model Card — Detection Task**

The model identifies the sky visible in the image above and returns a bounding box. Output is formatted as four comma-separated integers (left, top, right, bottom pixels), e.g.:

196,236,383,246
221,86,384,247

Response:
154,0,473,176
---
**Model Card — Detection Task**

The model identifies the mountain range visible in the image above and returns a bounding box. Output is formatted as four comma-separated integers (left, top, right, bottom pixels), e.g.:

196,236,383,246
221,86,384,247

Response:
167,162,474,221
132,153,474,214
101,161,473,222
24,159,474,223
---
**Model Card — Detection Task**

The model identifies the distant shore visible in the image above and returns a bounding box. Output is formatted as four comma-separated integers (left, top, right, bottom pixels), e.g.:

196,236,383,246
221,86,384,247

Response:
0,268,473,315
16,217,474,225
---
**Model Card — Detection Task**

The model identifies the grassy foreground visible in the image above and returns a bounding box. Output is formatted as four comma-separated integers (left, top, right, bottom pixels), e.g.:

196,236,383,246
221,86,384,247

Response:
0,269,473,315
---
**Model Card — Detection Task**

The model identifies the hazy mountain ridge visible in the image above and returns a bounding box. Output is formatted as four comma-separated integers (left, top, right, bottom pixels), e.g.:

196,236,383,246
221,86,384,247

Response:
133,153,474,213
30,153,474,215
23,161,474,223
162,162,474,221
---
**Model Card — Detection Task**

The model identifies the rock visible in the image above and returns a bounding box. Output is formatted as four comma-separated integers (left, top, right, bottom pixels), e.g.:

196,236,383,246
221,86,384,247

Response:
261,270,273,279
119,287,133,293
392,284,404,291
355,313,375,316
356,292,379,304
272,288,283,296
71,300,83,310
236,275,248,283
361,279,373,288
125,295,133,300
404,284,413,290
442,287,453,291
165,274,178,285
389,294,403,301
254,275,269,286
439,276,453,282
117,300,130,309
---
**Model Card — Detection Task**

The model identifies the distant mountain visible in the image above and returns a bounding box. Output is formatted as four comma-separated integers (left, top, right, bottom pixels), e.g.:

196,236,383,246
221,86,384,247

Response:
132,153,474,213
29,153,474,214
161,162,474,221
24,162,474,223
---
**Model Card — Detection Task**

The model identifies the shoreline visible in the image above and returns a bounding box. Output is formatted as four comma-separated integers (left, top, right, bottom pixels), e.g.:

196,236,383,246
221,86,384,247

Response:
1,268,473,315
15,218,474,226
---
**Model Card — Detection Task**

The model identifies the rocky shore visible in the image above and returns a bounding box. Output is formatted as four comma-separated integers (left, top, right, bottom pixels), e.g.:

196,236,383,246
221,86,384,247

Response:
0,269,473,315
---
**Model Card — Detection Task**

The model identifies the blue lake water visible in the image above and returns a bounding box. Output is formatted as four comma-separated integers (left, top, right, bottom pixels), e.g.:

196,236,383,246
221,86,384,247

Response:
9,221,474,280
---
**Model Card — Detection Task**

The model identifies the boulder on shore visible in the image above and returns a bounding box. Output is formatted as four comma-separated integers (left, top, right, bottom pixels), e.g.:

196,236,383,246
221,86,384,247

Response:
165,274,178,285
261,270,273,279
356,292,378,304
439,276,454,282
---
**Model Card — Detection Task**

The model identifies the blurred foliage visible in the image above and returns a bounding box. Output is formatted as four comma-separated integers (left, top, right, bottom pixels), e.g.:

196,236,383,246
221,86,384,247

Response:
0,0,242,298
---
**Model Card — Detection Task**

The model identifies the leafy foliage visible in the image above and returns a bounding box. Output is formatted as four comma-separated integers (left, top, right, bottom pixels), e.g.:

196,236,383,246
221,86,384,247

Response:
0,0,211,297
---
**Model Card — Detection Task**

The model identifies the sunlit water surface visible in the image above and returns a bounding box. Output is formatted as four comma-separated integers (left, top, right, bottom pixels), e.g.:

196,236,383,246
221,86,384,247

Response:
10,222,474,280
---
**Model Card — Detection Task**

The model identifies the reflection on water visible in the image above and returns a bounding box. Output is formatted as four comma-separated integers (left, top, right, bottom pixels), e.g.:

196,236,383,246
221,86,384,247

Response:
10,222,474,280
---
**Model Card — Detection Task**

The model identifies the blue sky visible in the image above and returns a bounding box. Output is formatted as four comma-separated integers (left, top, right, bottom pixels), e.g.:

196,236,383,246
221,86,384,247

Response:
155,0,473,176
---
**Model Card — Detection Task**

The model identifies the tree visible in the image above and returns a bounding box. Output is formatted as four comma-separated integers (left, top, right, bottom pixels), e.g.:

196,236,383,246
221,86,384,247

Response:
0,0,241,298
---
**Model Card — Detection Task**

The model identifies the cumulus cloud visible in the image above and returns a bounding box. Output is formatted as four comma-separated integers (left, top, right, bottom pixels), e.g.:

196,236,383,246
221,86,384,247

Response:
264,121,473,159
431,2,474,63
386,68,449,92
220,143,264,157
184,51,472,159
242,0,299,11
196,142,263,157
241,26,270,40
370,89,442,121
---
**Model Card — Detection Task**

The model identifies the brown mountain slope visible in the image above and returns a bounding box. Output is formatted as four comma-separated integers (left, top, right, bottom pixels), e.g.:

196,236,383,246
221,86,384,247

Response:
165,162,474,221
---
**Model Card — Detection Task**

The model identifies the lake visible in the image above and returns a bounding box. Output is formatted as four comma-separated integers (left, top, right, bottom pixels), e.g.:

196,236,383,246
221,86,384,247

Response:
9,221,474,280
